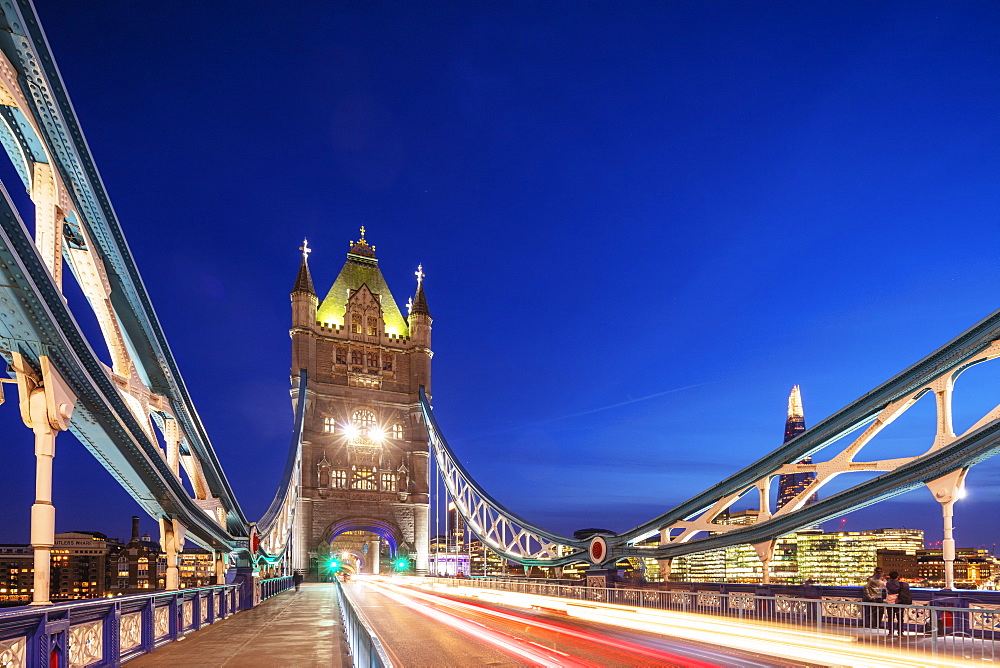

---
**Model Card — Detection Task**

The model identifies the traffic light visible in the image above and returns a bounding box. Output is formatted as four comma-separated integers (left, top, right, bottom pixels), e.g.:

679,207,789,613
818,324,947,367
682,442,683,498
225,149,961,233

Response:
324,556,341,572
393,557,409,572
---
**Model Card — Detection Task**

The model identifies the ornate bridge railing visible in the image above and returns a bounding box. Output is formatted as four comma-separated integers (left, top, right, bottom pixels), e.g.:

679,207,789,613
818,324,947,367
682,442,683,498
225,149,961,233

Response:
0,584,240,667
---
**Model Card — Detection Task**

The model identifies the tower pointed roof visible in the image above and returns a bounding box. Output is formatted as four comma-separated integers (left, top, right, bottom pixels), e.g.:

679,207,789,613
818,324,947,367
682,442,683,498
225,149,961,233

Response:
315,228,409,336
292,239,316,295
410,264,430,317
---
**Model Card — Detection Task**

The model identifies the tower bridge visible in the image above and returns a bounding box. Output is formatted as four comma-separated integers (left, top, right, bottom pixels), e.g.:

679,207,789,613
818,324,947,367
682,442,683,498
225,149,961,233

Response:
0,1,998,665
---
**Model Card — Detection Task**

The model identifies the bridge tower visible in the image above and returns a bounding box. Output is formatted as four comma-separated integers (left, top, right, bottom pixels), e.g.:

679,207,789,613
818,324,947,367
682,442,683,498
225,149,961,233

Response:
289,229,431,576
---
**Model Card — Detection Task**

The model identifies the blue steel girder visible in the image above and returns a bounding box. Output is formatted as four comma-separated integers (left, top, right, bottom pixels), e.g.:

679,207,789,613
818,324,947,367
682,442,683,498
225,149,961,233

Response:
424,308,1000,568
420,387,589,566
0,1,250,532
608,308,1000,562
0,182,237,551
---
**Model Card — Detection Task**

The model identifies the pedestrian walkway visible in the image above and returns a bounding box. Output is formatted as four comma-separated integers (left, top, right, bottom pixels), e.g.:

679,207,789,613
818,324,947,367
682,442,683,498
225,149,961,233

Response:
129,583,350,668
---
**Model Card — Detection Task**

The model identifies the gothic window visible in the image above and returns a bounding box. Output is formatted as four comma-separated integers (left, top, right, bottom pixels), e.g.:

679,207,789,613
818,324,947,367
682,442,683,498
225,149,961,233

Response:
382,354,393,371
317,459,330,488
351,313,362,334
323,417,336,433
335,347,347,365
351,349,363,365
352,410,377,430
366,352,379,367
367,317,378,336
352,467,376,490
390,424,403,440
380,472,396,491
331,470,347,489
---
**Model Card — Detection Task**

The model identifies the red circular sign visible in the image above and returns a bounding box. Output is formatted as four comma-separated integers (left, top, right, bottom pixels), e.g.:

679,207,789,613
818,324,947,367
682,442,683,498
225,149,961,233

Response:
589,535,608,564
249,525,261,554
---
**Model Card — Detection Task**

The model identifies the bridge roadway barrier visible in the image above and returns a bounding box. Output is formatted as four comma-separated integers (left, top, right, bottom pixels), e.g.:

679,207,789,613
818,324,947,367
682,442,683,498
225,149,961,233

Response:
0,576,296,667
412,576,999,663
335,579,392,668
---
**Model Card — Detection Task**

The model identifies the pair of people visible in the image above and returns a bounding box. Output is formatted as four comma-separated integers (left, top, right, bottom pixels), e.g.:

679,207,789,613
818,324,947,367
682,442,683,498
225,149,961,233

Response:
862,567,911,635
884,570,912,636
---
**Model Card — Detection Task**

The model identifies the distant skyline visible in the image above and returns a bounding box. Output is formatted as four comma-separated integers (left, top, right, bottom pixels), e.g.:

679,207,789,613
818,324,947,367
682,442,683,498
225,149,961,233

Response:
0,1,998,555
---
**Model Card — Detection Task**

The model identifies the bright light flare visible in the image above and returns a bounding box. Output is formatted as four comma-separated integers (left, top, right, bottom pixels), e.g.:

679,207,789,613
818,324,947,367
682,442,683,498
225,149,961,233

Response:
342,424,360,439
368,426,386,441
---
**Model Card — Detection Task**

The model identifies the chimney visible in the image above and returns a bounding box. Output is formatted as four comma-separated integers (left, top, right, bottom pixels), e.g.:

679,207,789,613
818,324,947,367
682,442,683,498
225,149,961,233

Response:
131,516,140,542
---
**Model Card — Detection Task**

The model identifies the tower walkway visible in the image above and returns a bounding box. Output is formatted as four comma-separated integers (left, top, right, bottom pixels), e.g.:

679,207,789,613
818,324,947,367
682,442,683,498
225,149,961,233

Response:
129,584,349,668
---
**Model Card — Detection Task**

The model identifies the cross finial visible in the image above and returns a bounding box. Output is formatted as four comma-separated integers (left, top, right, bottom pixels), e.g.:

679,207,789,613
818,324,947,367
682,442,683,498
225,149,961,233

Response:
299,238,312,261
415,264,425,287
406,297,413,315
359,225,366,241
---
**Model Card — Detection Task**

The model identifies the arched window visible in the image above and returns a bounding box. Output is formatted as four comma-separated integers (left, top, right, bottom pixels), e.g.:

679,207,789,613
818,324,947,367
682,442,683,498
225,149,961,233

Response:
323,417,336,433
332,470,347,489
367,317,378,336
390,424,403,440
351,313,362,334
352,410,377,430
352,467,376,490
366,352,379,367
380,472,396,491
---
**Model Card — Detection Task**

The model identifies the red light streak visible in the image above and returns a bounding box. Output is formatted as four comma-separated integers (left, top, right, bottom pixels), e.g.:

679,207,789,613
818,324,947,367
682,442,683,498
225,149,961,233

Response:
371,580,721,668
370,581,602,667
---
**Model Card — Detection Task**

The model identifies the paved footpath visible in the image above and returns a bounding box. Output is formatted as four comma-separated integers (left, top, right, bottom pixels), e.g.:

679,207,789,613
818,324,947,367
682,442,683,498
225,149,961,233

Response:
129,583,350,667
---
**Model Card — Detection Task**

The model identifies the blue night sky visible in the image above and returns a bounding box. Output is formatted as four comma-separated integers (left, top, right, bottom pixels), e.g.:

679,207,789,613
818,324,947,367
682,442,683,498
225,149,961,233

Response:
1,1,999,554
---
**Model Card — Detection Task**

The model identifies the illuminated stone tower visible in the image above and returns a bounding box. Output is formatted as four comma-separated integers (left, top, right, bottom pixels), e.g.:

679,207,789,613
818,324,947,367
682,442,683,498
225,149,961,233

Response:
290,229,431,575
775,386,818,511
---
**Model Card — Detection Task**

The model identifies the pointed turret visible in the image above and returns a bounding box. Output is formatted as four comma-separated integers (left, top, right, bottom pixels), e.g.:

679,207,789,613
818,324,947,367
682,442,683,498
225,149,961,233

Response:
292,239,316,296
407,264,432,393
291,239,319,331
410,264,430,317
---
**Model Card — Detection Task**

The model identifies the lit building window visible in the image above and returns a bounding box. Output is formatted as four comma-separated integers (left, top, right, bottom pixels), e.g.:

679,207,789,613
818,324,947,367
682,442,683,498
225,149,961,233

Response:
351,314,362,334
323,417,336,433
366,352,379,367
367,317,378,336
352,467,376,490
390,424,403,440
352,410,377,430
380,472,396,491
332,470,347,489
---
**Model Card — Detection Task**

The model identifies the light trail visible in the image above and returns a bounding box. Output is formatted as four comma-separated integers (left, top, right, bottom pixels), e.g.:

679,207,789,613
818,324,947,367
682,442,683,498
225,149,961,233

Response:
395,579,986,668
363,581,606,667
369,579,724,667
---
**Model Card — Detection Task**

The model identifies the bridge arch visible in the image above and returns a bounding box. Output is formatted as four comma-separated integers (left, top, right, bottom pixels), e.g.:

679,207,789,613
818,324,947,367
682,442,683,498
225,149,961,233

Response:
320,518,402,556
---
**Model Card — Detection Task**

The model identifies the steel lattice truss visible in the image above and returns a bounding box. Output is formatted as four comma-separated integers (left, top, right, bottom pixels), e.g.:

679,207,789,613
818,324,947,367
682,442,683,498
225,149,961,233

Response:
0,0,289,557
420,388,588,564
425,309,1000,567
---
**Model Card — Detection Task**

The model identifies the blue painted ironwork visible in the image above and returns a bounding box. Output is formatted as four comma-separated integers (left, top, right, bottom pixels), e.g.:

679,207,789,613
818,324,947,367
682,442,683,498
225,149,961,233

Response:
423,308,1000,566
0,583,243,667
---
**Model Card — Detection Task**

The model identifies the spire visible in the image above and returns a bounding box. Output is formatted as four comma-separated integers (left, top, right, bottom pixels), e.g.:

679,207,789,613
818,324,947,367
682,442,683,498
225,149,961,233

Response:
787,385,803,419
292,238,316,295
348,225,376,258
783,385,806,442
410,263,430,316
